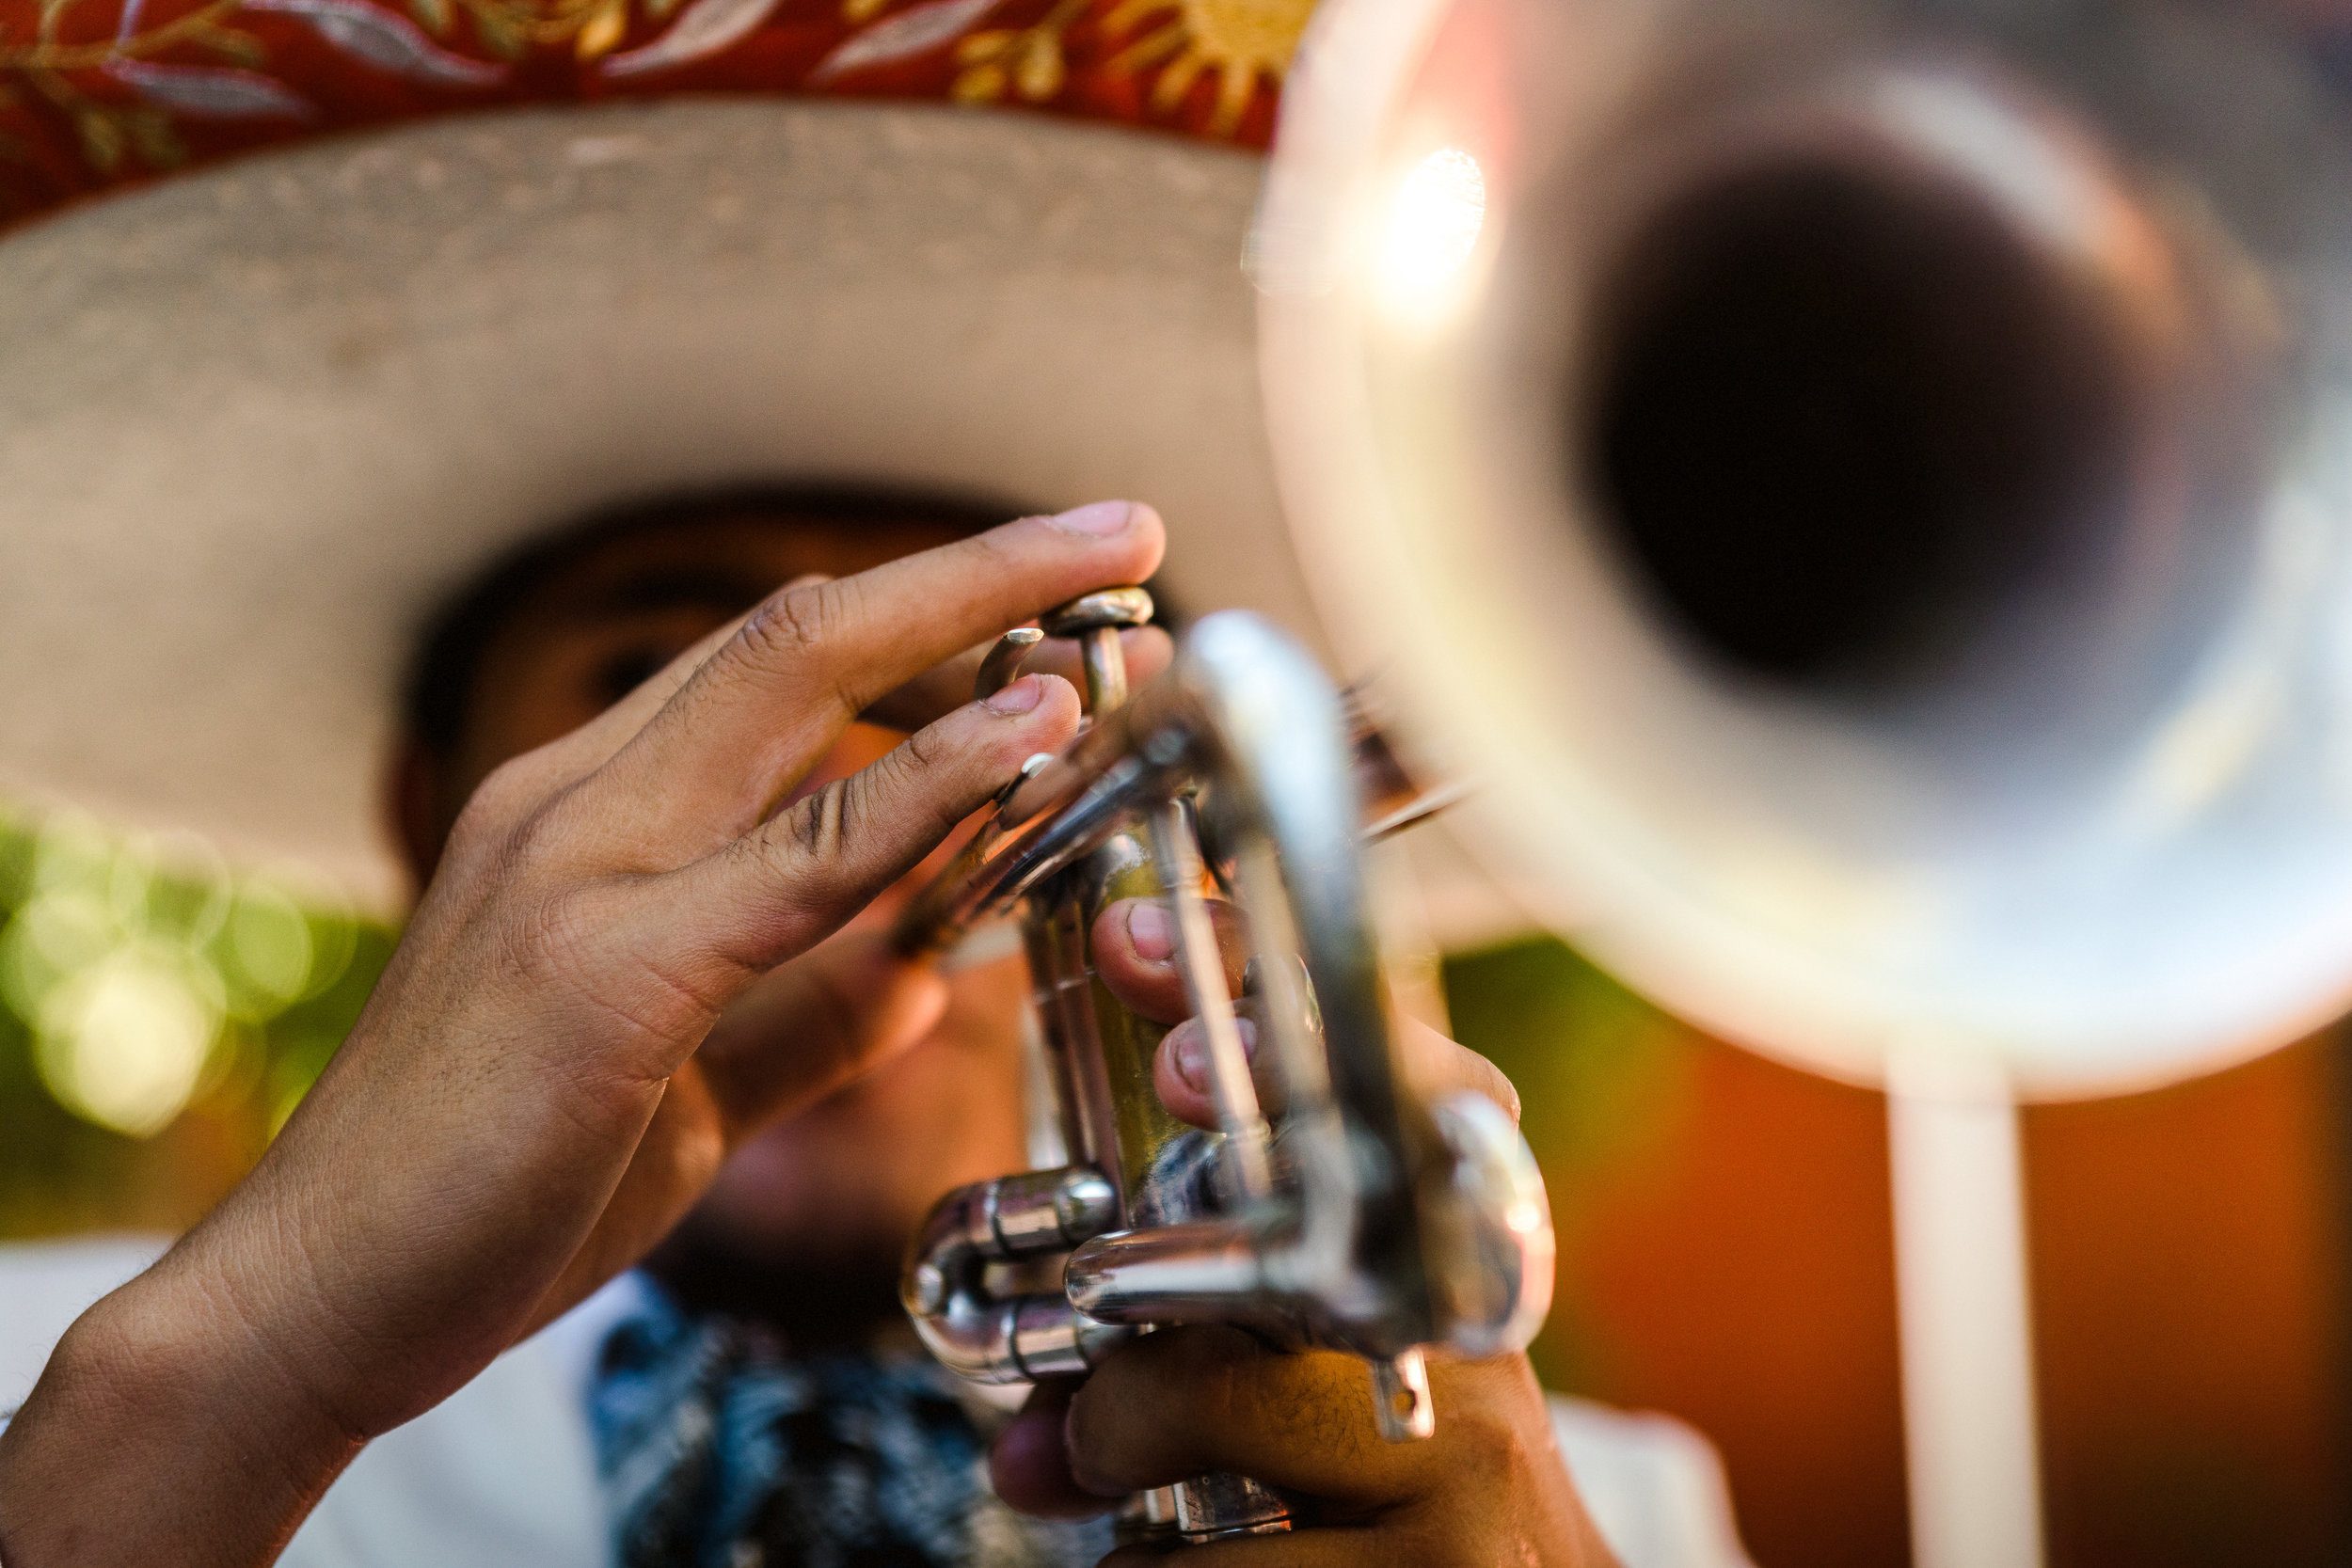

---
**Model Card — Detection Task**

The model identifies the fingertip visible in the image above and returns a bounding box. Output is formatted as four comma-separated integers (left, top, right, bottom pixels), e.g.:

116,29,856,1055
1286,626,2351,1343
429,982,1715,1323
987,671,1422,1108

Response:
1123,503,1168,579
1403,1016,1522,1123
1123,500,1168,543
977,673,1082,748
1152,1021,1219,1131
1030,670,1084,718
1126,898,1175,961
980,672,1050,715
1027,499,1166,580
991,1385,1117,1518
1016,673,1085,754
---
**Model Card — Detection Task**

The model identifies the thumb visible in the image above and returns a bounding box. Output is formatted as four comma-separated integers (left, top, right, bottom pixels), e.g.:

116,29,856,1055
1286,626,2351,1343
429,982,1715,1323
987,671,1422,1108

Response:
694,927,949,1142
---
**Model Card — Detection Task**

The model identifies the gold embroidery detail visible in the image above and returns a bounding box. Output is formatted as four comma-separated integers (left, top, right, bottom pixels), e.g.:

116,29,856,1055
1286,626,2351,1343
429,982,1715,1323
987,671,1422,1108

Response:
451,0,634,61
0,0,252,181
572,0,626,57
949,0,1081,104
0,0,245,70
1102,0,1307,135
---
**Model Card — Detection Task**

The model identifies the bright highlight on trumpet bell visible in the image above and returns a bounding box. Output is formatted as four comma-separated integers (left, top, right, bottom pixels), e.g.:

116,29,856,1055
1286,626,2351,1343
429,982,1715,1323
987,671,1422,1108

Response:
1377,147,1487,321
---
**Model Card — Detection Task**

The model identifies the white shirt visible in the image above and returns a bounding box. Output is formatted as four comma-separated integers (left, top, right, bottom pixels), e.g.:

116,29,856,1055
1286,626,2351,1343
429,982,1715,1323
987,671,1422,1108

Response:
1,1236,1752,1567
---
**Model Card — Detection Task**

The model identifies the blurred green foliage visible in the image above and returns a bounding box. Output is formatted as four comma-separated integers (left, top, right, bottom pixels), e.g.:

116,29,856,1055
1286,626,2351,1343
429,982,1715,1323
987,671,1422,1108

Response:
0,806,393,1238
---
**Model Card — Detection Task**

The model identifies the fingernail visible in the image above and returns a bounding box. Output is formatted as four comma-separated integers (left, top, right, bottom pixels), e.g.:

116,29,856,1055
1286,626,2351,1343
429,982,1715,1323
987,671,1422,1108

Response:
984,673,1044,714
1173,1017,1255,1095
1053,499,1133,536
1171,1022,1207,1093
1127,899,1174,961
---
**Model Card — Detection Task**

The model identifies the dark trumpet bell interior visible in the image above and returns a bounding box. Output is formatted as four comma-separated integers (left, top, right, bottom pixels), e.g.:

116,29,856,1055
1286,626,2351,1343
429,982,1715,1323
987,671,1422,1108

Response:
1582,147,2137,689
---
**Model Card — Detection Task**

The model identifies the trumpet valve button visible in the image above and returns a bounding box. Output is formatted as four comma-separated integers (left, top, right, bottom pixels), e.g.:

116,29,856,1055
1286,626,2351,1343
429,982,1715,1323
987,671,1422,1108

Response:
1041,586,1154,636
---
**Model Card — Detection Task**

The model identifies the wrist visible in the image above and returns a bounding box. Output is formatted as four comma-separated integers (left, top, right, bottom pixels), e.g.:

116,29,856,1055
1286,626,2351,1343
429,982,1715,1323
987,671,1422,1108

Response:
0,1250,362,1568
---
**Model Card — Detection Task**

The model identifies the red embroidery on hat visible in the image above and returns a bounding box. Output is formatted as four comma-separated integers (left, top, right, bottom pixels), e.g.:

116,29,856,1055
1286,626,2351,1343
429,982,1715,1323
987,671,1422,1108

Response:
0,0,1299,232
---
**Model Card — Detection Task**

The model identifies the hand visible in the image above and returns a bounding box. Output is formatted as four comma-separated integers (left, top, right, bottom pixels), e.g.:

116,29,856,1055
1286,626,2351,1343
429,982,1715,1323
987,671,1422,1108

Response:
0,501,1167,1568
534,620,1172,1330
988,895,1619,1567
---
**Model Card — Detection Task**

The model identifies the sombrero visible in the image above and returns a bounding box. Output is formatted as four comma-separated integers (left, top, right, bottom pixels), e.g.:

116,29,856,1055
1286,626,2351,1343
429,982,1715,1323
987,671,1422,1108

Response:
0,0,1517,927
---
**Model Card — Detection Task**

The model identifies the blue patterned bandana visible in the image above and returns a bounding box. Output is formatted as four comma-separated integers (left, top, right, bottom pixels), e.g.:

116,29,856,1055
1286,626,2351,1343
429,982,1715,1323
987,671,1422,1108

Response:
589,1280,1112,1568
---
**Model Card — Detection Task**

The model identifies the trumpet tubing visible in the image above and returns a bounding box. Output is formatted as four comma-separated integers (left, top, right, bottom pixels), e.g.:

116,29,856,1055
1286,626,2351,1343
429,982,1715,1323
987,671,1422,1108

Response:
895,594,1553,1544
1254,4,2352,1567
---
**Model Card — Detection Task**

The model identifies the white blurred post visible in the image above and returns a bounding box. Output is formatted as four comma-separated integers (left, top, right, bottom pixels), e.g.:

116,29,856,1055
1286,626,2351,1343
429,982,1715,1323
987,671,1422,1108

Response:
1886,1046,2045,1568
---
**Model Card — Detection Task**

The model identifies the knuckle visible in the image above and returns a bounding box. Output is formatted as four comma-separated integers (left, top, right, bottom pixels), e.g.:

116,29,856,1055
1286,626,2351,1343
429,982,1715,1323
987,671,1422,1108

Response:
897,722,949,778
489,790,593,891
876,732,989,838
453,753,544,840
742,580,839,662
771,778,854,866
508,882,727,1046
506,884,599,985
1438,1400,1535,1491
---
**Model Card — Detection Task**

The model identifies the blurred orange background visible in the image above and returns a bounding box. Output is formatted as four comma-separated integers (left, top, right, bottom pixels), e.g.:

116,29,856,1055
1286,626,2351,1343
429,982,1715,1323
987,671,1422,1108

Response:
1449,940,2350,1568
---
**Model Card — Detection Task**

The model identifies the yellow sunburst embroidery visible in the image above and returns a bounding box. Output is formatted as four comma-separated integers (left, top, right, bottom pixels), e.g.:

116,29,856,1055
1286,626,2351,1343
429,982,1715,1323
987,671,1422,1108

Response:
1101,0,1310,136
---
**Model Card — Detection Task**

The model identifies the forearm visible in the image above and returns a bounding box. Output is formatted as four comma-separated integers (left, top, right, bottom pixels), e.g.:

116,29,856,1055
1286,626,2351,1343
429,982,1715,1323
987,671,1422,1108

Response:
0,1259,362,1568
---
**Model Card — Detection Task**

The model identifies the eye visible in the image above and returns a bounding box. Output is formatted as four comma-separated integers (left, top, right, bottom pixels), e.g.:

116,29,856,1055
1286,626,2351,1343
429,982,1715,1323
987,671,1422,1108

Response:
595,647,673,707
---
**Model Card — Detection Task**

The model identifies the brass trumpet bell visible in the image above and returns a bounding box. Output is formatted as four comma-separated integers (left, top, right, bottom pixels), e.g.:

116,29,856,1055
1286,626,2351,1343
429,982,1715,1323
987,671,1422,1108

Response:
1259,0,2352,1101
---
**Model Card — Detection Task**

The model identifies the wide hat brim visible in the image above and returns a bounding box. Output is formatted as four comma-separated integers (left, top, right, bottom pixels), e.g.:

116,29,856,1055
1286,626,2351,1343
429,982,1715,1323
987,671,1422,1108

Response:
0,98,1347,911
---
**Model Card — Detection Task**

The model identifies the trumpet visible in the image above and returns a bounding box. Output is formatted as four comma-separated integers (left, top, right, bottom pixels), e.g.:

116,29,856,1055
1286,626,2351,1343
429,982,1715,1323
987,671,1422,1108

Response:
894,589,1553,1544
1249,1,2352,1564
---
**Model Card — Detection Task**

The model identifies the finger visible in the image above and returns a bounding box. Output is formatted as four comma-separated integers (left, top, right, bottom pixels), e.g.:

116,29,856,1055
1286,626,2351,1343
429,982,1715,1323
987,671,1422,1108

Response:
1064,1327,1446,1507
596,500,1165,852
1091,896,1250,1025
989,1381,1116,1520
863,625,1175,732
1154,1012,1277,1131
516,933,947,1342
1399,1018,1522,1123
1084,1346,1616,1568
611,674,1087,1022
438,610,759,843
1143,989,1516,1136
517,1066,726,1338
1099,1530,1399,1567
525,568,838,787
692,928,949,1141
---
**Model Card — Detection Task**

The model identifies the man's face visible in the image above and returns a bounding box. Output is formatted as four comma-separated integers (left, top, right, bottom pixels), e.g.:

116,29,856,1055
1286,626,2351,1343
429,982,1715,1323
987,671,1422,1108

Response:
408,510,1034,1300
